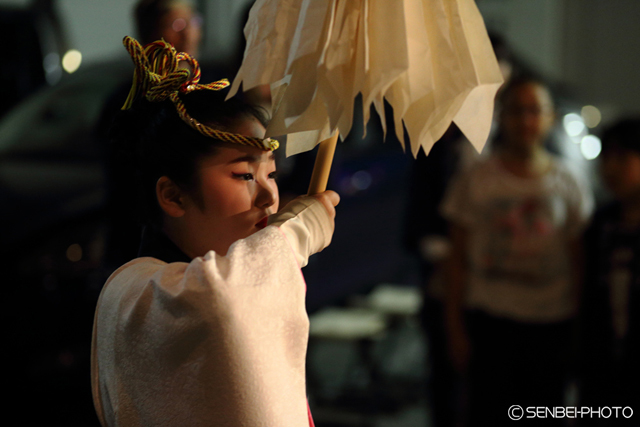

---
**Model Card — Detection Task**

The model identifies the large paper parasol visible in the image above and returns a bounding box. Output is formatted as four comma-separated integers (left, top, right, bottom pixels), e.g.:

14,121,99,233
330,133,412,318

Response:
229,0,503,194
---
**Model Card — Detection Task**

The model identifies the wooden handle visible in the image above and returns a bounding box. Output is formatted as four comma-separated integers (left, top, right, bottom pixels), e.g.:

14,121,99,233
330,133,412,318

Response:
307,131,339,195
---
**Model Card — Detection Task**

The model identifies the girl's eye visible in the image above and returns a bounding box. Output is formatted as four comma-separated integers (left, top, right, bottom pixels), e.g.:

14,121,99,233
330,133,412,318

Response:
233,173,254,181
268,171,278,180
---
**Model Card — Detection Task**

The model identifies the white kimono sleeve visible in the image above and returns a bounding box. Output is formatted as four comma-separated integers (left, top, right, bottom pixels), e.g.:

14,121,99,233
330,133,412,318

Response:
91,197,332,427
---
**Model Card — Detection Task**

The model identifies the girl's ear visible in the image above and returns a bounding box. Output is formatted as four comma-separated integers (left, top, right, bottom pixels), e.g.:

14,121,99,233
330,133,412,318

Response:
156,176,186,218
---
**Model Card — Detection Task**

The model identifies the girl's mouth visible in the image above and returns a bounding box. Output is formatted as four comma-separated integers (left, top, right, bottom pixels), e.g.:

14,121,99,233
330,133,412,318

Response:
256,217,269,229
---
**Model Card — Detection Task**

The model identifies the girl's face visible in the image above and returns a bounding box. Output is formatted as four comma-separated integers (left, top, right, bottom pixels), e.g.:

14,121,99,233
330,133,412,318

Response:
499,82,555,151
180,117,279,257
600,143,640,202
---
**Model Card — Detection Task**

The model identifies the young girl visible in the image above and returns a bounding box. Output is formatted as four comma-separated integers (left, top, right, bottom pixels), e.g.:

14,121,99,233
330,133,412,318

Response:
91,37,339,427
442,76,593,426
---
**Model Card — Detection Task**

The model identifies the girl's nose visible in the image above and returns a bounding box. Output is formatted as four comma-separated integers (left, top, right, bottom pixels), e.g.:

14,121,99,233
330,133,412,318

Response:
255,178,278,209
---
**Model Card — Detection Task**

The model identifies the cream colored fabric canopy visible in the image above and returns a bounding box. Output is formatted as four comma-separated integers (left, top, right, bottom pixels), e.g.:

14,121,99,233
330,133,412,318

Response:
229,0,503,158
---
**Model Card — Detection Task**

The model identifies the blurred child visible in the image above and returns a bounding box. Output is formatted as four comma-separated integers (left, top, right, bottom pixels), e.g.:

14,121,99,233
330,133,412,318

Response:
442,76,593,426
580,118,640,420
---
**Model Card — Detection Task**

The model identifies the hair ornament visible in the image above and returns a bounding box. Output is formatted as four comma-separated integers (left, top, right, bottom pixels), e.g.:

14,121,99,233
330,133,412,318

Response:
121,36,278,151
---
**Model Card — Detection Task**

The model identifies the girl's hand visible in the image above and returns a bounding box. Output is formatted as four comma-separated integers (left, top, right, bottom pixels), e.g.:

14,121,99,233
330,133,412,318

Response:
310,190,340,221
268,191,340,267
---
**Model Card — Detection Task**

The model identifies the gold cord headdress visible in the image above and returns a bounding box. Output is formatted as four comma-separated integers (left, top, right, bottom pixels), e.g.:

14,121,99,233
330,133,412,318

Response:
121,36,278,151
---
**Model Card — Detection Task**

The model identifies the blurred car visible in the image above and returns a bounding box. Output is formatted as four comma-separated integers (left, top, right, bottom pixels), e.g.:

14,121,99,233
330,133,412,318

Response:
1,59,131,425
2,6,46,118
0,59,132,252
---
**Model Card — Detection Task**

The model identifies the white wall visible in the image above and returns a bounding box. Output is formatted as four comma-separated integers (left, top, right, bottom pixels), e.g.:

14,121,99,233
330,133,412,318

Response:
478,0,640,122
55,0,136,64
477,0,565,82
200,0,254,62
561,0,640,121
0,0,30,6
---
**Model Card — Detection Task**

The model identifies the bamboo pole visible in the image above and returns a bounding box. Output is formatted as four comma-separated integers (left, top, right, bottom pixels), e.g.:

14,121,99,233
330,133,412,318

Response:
307,131,339,195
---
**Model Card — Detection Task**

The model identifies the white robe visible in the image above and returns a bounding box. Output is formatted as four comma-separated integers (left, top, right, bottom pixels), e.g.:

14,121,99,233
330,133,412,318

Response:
91,197,332,427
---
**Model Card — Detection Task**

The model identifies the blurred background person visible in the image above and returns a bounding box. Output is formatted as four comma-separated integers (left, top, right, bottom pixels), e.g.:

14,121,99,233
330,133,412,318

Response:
441,76,593,426
98,0,206,272
402,32,520,427
135,0,202,57
579,118,640,425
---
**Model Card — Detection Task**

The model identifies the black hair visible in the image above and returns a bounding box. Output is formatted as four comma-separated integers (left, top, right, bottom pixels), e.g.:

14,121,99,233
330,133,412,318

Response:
109,87,268,229
600,117,640,154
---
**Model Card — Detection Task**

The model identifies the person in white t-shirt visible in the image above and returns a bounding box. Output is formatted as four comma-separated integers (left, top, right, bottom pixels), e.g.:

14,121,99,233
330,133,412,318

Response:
91,37,338,427
442,76,593,426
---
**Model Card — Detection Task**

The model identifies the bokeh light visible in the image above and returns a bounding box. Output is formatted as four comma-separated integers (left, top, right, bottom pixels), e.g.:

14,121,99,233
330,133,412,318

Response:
172,18,187,32
351,170,372,191
581,105,602,128
43,52,60,74
66,243,83,262
563,113,586,138
62,49,82,73
581,135,602,160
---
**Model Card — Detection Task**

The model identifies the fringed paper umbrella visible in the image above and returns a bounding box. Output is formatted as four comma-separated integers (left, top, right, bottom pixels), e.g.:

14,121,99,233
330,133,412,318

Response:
229,0,503,194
